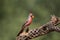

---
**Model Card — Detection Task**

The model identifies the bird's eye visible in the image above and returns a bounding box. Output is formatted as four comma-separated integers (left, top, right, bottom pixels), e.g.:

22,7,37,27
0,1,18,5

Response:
31,16,32,17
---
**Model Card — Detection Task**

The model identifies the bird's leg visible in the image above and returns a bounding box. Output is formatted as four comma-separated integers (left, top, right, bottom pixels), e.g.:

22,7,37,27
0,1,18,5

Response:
25,27,29,33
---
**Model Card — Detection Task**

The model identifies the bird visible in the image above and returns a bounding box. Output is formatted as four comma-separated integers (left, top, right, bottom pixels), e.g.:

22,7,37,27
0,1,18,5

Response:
17,12,34,36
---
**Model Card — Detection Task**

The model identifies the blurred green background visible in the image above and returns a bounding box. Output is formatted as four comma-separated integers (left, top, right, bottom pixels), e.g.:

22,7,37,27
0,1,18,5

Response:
0,0,60,40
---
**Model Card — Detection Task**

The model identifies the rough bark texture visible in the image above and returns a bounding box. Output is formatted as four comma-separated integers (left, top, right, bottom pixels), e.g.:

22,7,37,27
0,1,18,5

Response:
16,15,60,40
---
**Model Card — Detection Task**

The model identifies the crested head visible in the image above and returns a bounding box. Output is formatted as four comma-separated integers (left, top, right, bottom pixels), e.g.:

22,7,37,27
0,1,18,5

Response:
29,12,33,16
29,12,34,18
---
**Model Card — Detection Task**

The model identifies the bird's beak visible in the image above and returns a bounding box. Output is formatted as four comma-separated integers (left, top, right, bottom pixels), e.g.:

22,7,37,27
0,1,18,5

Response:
32,16,34,18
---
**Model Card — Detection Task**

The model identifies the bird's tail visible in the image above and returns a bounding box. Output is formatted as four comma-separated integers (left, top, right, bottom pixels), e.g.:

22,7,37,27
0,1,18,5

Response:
17,26,25,36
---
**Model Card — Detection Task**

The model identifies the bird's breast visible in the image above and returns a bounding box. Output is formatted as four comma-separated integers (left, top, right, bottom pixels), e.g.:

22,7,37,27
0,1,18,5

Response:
25,18,32,26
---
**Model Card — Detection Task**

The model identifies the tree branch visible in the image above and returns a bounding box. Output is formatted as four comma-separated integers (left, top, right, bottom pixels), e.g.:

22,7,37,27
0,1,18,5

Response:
16,15,60,40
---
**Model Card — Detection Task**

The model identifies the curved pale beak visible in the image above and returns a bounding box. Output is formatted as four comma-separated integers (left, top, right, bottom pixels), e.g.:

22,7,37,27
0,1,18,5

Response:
32,16,34,18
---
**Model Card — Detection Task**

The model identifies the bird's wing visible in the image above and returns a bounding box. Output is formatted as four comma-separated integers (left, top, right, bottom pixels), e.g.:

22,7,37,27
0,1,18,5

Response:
17,20,28,36
22,20,28,27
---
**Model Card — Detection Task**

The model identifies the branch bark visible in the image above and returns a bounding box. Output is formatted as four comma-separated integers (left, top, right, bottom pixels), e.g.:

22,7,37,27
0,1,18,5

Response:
16,15,60,40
